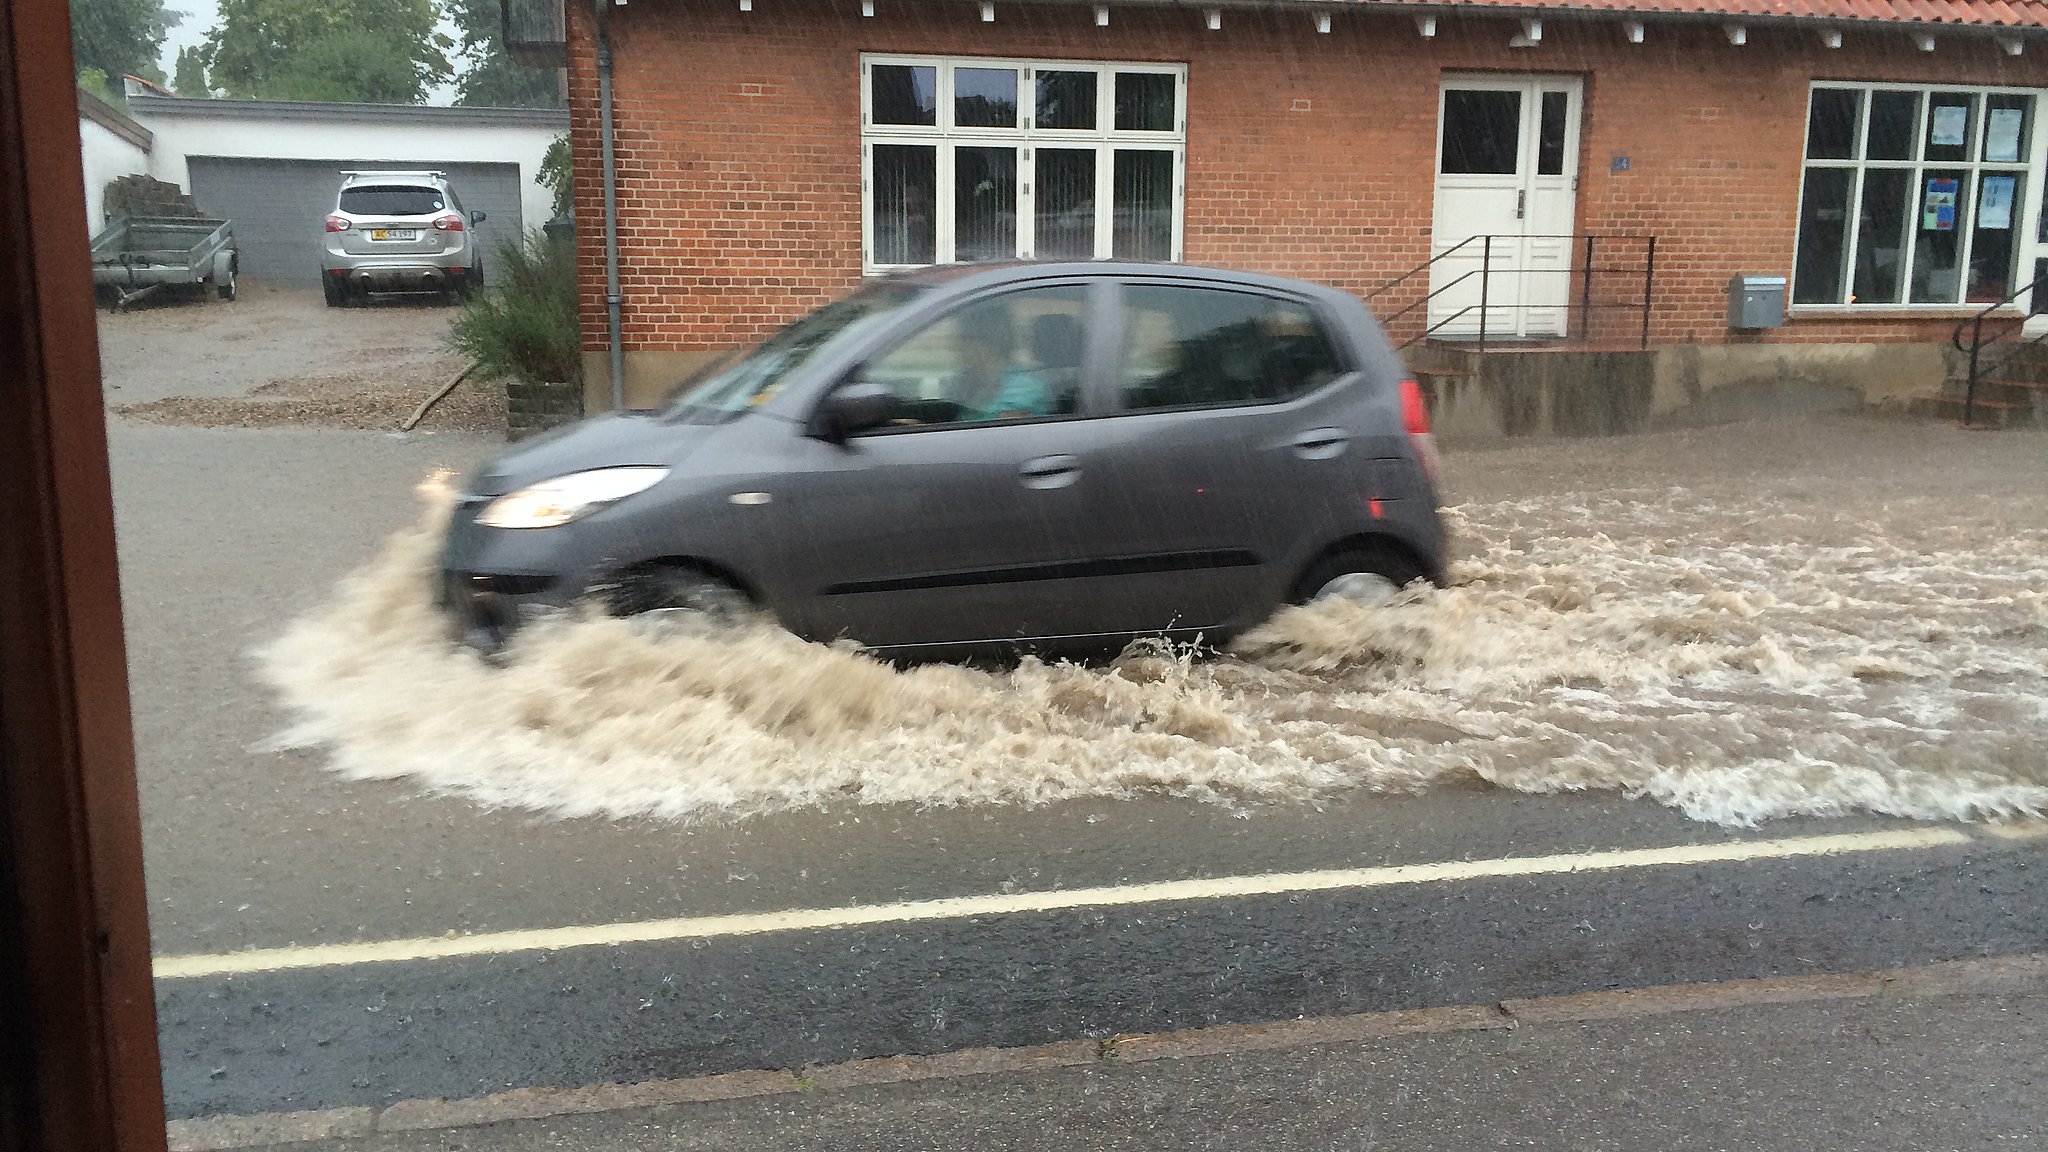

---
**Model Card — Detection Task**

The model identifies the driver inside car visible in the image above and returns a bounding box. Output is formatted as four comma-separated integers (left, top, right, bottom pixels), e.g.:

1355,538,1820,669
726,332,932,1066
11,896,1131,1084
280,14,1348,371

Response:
892,304,1055,425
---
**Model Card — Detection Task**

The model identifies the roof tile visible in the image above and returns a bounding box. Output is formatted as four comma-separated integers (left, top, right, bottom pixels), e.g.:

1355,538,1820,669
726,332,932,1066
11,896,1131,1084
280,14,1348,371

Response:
1353,0,2048,29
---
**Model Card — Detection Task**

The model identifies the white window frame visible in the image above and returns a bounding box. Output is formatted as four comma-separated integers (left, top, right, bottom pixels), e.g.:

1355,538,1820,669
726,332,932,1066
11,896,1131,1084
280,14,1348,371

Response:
860,54,1187,274
1792,80,2048,313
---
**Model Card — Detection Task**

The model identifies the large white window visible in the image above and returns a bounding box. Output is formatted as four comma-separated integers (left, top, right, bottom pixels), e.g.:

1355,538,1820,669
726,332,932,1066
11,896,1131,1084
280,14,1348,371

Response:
861,54,1186,273
1794,82,2046,309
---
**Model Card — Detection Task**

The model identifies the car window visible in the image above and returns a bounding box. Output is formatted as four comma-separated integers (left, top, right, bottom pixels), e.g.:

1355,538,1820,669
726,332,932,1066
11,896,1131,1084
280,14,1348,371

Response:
338,185,446,216
1116,284,1344,412
663,280,926,421
853,285,1090,429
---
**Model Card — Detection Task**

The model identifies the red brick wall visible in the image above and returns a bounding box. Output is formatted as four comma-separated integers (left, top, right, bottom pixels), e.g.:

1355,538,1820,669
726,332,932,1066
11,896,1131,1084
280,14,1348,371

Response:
565,0,2048,356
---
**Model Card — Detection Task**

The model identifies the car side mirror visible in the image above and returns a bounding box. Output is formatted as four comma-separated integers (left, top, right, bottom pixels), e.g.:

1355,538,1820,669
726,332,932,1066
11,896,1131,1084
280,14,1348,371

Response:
812,380,894,444
471,210,487,224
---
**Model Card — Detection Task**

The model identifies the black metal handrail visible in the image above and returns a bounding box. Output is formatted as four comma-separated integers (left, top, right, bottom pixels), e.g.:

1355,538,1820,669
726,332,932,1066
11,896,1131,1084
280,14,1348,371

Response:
1367,234,1658,352
1953,270,2048,426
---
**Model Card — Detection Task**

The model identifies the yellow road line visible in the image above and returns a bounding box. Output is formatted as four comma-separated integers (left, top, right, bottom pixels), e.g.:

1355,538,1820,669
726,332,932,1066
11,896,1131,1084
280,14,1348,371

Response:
153,827,1970,981
1983,818,2048,840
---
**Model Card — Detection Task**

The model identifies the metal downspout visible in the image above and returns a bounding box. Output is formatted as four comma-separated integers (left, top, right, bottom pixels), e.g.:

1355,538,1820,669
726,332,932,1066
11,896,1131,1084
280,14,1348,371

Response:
596,0,623,408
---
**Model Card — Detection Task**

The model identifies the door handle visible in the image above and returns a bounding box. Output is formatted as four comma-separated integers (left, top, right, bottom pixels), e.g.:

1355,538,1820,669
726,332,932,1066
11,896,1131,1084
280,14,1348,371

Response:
1516,188,1526,219
1019,454,1081,488
1290,428,1349,459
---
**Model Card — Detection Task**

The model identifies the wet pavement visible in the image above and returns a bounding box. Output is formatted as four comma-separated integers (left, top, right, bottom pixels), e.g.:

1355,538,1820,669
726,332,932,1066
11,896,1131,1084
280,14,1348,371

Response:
104,410,2048,1120
155,832,2045,1117
223,991,2048,1152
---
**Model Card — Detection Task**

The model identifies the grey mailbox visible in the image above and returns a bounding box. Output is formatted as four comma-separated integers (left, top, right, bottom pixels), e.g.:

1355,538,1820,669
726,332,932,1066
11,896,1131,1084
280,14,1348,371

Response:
1728,275,1788,329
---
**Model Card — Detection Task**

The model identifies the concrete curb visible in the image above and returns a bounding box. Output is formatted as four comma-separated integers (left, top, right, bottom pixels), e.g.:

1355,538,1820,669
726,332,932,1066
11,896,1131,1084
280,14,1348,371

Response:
165,951,2048,1151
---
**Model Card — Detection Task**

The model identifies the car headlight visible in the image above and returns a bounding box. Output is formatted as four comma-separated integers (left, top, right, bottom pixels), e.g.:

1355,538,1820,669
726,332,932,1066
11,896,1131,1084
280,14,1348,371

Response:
476,467,670,529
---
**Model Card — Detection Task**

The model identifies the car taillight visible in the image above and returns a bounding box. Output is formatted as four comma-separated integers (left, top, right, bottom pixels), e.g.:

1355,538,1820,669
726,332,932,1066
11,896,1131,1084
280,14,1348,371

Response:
433,214,465,232
324,215,350,233
1400,377,1440,484
1400,377,1431,437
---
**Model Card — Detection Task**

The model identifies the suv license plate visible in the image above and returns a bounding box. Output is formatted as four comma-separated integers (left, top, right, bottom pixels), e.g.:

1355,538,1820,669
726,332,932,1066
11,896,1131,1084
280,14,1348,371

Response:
372,228,420,241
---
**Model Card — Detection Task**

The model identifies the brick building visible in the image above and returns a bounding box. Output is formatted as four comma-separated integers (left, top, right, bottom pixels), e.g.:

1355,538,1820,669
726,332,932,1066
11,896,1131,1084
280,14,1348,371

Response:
514,0,2048,430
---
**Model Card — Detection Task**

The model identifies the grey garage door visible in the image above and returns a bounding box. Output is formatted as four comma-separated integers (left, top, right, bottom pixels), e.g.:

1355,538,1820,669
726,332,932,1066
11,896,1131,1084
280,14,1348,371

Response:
187,157,525,285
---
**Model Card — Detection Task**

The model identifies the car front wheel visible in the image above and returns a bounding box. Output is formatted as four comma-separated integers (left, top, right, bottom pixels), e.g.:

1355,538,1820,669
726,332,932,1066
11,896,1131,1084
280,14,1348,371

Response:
1292,542,1427,608
607,565,753,627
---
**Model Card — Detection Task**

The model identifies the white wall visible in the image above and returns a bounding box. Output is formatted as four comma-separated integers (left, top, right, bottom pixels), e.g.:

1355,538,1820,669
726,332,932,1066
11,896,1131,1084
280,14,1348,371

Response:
77,116,152,233
130,104,562,234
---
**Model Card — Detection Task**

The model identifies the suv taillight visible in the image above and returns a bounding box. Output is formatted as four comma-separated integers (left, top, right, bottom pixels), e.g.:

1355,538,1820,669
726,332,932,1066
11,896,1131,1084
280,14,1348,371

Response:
1400,378,1440,483
433,214,465,232
324,215,350,233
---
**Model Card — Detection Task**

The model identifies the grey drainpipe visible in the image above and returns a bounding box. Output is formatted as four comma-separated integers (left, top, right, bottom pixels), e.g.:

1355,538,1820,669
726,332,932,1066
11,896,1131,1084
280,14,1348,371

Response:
596,0,624,408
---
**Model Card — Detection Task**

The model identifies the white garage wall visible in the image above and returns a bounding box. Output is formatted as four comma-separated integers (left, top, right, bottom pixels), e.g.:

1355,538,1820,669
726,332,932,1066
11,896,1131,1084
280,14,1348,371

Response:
77,94,154,233
126,97,567,238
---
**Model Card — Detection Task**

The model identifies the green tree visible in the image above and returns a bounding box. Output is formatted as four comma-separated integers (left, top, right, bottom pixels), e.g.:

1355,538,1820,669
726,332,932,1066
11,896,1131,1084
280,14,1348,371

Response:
262,28,430,103
447,0,561,107
203,0,451,104
76,66,121,104
71,0,178,86
172,44,211,96
536,133,571,219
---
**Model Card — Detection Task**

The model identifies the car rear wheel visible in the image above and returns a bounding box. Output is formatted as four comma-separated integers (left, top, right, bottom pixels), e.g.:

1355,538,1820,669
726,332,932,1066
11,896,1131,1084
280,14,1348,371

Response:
321,276,342,307
1292,542,1427,608
608,565,752,627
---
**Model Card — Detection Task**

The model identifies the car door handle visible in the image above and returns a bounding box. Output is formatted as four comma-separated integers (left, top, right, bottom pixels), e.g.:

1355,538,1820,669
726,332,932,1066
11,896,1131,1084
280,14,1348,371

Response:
1290,428,1350,459
1019,454,1081,489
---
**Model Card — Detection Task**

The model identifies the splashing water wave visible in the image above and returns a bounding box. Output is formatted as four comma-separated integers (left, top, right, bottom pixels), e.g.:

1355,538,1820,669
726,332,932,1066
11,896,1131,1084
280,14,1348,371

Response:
257,480,2048,826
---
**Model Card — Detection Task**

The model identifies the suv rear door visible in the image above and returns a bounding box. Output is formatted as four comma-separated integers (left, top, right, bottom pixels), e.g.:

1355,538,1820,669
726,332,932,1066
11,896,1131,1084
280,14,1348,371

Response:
336,182,450,257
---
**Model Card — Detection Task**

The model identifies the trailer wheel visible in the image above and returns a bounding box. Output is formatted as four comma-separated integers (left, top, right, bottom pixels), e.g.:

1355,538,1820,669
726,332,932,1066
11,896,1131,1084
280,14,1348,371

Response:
216,261,237,301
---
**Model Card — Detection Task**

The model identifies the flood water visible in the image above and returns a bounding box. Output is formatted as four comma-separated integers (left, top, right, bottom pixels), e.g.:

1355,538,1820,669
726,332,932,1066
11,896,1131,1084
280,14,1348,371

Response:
259,414,2048,827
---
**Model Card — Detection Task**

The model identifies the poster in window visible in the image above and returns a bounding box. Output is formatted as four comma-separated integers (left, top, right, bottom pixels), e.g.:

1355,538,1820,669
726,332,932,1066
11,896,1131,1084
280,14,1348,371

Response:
1987,108,2026,163
1923,178,1959,230
1980,175,2016,230
1931,105,1969,147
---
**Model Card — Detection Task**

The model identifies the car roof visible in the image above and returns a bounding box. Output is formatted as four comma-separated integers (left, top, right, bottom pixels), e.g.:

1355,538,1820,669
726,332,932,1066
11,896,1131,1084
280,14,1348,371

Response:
892,260,1353,305
339,171,449,187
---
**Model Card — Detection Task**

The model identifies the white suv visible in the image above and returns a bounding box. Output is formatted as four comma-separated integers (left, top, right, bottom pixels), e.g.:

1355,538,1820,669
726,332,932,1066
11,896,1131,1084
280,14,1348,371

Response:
319,171,486,306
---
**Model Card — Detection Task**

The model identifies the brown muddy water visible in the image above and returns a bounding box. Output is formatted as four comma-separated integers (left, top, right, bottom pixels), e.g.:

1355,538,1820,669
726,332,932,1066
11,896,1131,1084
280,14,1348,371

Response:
258,415,2048,827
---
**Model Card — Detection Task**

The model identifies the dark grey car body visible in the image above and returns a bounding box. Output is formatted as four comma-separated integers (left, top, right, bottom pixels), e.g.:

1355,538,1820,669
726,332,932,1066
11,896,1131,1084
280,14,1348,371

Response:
442,263,1445,656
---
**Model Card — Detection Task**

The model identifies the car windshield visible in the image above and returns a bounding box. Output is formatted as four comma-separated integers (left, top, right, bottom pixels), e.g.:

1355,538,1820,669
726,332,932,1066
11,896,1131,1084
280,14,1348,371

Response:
339,185,445,215
663,280,925,420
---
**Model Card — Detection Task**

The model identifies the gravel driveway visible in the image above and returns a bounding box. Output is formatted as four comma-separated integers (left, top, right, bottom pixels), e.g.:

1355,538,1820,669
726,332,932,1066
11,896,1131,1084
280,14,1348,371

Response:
99,285,503,434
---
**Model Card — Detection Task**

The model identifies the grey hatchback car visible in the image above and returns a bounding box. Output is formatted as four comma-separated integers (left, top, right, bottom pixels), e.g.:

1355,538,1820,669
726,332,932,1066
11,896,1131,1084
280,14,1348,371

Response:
441,263,1445,657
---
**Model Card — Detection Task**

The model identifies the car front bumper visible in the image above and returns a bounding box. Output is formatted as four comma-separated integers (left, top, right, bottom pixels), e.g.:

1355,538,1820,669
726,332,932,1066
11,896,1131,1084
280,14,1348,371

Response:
437,569,573,651
437,500,604,652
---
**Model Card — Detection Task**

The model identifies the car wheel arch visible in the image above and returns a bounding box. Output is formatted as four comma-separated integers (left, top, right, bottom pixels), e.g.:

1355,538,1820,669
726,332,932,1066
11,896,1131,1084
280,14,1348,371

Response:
609,555,762,608
1289,533,1440,604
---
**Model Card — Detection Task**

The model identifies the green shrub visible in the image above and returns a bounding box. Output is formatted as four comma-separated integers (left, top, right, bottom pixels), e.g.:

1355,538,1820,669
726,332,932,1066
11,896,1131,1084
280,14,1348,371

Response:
448,230,582,386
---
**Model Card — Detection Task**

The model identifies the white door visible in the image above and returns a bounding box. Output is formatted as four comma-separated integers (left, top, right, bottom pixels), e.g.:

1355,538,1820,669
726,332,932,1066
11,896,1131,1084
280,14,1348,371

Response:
1429,76,1582,339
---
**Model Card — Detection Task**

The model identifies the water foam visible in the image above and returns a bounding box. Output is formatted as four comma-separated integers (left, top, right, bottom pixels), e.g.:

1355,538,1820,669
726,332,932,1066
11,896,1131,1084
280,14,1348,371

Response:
257,479,2048,826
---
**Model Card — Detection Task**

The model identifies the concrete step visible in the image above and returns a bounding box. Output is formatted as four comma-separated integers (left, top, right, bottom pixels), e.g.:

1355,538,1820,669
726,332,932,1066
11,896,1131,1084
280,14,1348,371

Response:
1938,377,2048,406
1911,395,2042,429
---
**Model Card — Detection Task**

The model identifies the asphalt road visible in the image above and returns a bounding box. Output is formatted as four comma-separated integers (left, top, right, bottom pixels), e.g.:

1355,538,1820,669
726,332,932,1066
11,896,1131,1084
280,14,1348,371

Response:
104,414,2048,1123
155,831,2044,1118
249,991,2048,1152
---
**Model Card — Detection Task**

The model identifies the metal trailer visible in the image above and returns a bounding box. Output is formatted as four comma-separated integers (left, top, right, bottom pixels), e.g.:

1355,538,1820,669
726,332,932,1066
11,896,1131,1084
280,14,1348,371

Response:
89,216,238,311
